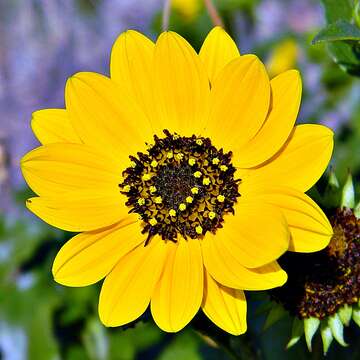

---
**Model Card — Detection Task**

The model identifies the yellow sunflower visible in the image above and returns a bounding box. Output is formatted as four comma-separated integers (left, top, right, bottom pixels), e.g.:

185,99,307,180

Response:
21,27,334,335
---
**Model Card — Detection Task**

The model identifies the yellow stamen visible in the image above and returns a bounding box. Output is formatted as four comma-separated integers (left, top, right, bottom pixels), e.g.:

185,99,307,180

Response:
188,158,196,166
194,171,202,178
173,134,180,140
208,211,216,220
217,195,225,203
169,209,177,217
137,198,145,206
195,225,203,234
151,160,158,167
149,218,158,226
186,196,193,203
142,173,152,181
155,196,162,204
149,186,157,193
179,203,186,211
167,151,173,159
130,161,136,168
191,187,199,195
212,157,220,165
123,185,131,192
196,139,203,146
202,177,211,186
175,153,184,161
220,165,228,172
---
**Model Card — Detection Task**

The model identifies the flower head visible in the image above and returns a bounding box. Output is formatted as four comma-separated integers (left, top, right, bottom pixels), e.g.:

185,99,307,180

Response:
268,173,360,354
21,27,333,335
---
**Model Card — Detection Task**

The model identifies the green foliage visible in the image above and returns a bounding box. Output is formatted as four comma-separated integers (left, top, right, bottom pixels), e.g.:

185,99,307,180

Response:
313,0,360,76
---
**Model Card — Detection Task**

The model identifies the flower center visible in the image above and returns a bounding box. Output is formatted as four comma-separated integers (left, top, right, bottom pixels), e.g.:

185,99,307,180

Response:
119,130,241,243
269,208,360,319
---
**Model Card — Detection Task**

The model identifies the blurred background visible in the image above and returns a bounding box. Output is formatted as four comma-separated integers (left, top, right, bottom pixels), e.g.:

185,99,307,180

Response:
0,0,359,359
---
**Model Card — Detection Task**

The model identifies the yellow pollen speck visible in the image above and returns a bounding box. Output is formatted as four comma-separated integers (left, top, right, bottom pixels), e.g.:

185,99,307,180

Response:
179,203,186,211
186,196,193,203
191,187,199,194
208,211,216,220
217,195,225,202
149,218,157,226
194,171,202,178
173,134,179,140
175,153,184,161
196,139,203,146
142,173,152,181
150,186,157,193
130,161,136,168
137,198,145,206
119,177,124,184
123,185,131,192
167,151,173,159
188,158,196,166
155,196,162,204
212,158,220,165
151,160,158,167
220,165,228,172
202,177,211,186
169,209,177,217
195,225,203,234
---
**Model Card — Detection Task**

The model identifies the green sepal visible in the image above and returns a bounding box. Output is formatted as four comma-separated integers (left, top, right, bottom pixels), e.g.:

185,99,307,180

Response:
320,321,334,355
286,318,304,349
352,306,360,327
328,313,348,347
354,201,360,219
338,304,352,326
304,317,320,351
328,168,340,188
341,172,355,208
263,303,287,331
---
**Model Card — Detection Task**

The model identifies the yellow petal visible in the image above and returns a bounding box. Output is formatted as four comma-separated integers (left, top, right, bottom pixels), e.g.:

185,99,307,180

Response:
153,31,210,136
203,202,289,268
199,26,240,84
205,55,270,150
99,237,167,327
202,270,247,335
246,186,333,252
240,124,334,192
21,143,121,197
234,70,302,168
202,236,287,290
31,109,81,144
65,72,152,166
110,30,156,127
26,190,128,232
53,219,141,286
151,238,203,332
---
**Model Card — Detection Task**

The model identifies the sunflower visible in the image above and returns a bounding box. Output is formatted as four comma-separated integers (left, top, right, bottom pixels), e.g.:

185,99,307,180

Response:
21,27,334,335
269,173,360,354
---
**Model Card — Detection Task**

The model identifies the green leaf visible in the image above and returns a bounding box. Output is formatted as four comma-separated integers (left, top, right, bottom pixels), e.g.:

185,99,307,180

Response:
286,318,304,349
321,0,354,23
338,304,353,326
341,172,355,208
327,41,360,76
304,317,320,351
328,313,348,346
320,321,334,355
313,20,360,44
263,303,287,331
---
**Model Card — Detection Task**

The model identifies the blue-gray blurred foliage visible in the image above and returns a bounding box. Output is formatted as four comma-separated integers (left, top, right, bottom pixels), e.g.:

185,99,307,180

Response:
0,0,359,359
